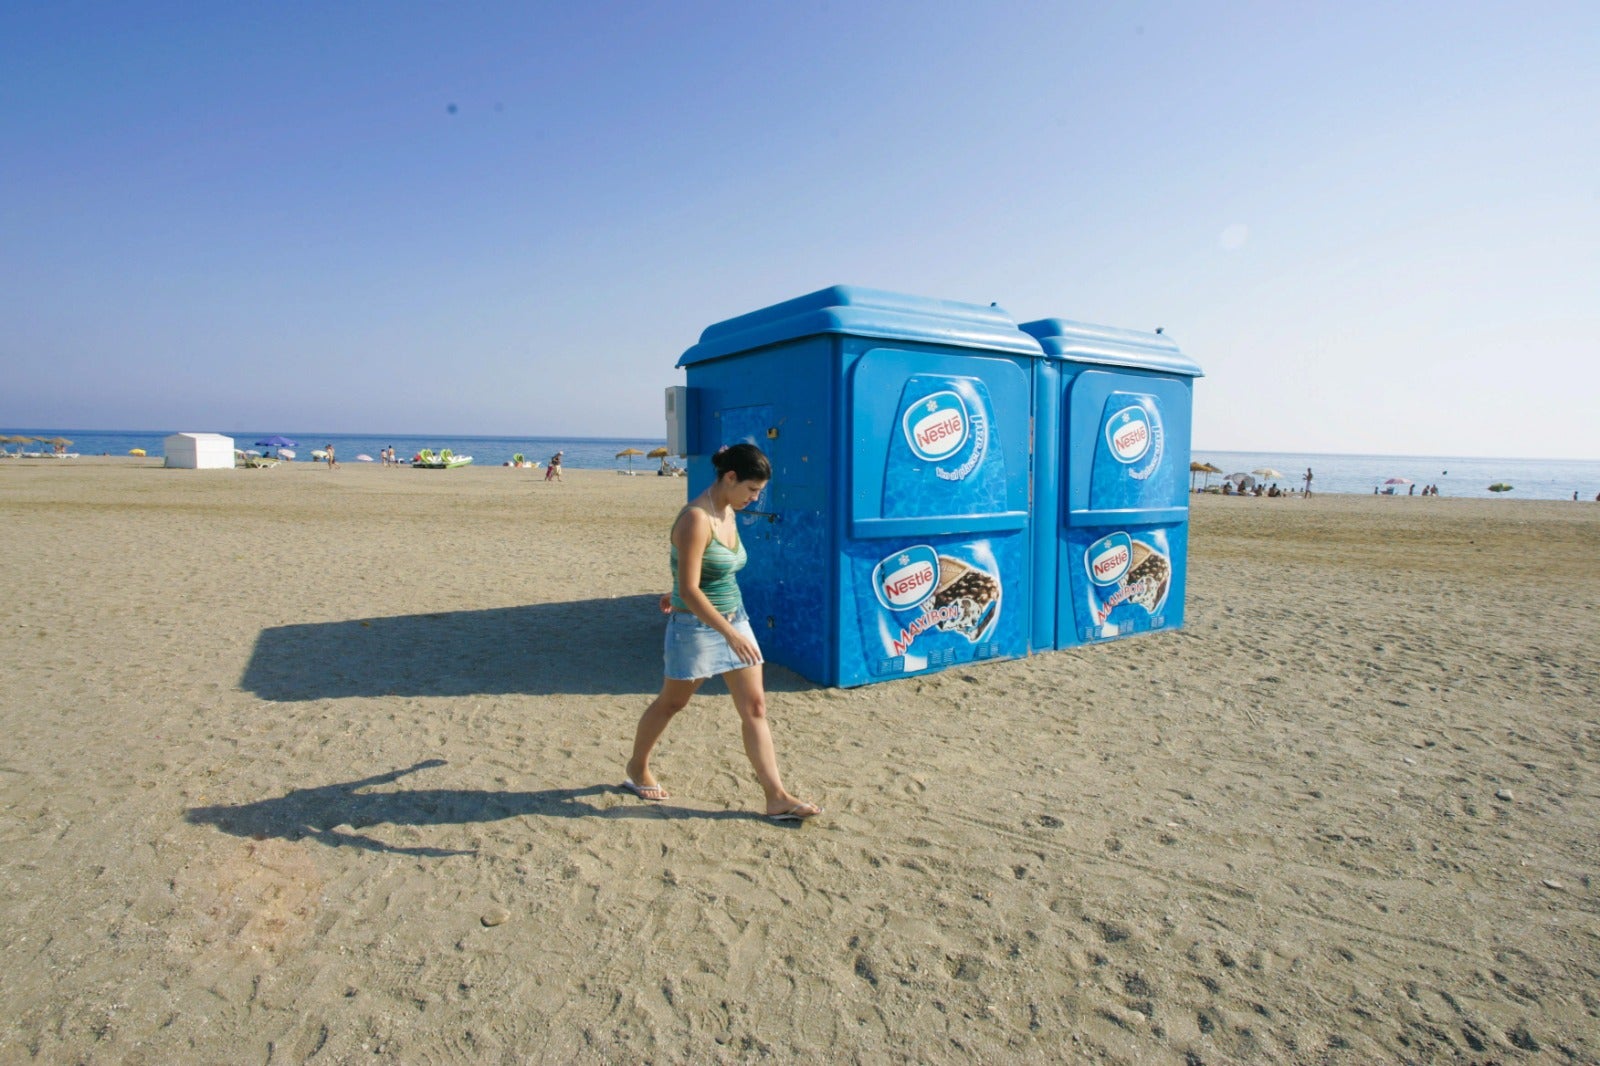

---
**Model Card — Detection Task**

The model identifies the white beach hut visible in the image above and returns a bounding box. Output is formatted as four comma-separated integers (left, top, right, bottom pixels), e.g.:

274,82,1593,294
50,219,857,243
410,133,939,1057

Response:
164,432,235,469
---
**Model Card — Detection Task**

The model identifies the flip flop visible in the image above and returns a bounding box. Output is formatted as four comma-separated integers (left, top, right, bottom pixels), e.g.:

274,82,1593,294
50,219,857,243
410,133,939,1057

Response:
767,801,822,823
622,778,668,802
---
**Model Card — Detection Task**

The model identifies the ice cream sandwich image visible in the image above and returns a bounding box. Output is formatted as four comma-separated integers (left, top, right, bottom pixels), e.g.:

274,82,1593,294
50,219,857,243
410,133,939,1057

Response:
1123,541,1170,612
932,555,1000,641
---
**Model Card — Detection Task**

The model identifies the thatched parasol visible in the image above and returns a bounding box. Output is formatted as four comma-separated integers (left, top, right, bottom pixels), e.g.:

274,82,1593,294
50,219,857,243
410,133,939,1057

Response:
1189,460,1223,490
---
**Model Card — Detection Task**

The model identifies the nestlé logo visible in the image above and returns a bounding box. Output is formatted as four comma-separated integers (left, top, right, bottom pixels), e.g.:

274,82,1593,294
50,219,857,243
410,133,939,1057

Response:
1085,532,1133,586
902,391,968,462
1105,406,1152,464
872,545,940,611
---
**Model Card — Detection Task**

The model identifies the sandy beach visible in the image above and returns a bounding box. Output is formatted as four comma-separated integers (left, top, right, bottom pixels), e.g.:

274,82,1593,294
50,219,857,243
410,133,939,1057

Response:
1,457,1596,1064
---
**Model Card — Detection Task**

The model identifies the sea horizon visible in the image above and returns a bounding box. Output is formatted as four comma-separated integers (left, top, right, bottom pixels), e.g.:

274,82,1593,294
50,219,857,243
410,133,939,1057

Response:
9,425,1596,463
1,427,671,474
1190,449,1600,501
1201,446,1600,464
4,427,1599,500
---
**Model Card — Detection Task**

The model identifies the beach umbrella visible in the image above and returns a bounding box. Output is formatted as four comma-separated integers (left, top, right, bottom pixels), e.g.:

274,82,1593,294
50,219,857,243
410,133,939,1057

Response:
1252,467,1283,480
2,434,32,456
128,448,146,457
616,447,644,470
1488,482,1513,493
1188,461,1223,489
647,447,670,458
254,435,296,459
1384,477,1412,486
356,453,374,462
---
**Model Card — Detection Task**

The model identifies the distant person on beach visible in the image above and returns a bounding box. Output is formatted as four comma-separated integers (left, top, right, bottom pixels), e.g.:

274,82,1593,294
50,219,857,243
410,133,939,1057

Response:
544,450,563,481
1303,467,1313,496
624,443,821,823
325,443,337,469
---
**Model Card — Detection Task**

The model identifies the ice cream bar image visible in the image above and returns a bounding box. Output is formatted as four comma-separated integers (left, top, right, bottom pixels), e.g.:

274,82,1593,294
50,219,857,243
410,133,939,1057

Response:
1124,542,1170,611
933,556,1001,642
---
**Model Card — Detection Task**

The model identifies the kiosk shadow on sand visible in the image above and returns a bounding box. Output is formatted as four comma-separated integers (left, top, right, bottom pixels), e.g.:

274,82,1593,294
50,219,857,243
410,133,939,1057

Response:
240,594,814,701
184,760,761,856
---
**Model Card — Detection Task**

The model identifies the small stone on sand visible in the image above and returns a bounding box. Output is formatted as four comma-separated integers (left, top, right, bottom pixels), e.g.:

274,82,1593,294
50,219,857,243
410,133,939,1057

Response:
481,906,511,927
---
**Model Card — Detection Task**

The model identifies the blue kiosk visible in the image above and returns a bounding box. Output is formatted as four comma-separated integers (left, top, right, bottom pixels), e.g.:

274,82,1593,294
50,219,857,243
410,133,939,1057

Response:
1020,318,1204,651
675,286,1045,687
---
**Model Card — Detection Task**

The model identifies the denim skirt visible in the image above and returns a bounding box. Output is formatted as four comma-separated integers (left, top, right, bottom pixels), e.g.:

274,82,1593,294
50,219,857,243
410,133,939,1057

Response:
664,608,763,680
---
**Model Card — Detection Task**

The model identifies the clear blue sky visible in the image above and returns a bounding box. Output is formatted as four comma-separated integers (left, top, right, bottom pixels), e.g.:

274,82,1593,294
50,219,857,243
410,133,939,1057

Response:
4,2,1596,457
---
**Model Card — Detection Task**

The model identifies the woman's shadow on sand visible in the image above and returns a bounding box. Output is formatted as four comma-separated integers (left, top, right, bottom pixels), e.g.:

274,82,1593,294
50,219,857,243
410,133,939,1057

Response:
239,594,815,701
184,759,761,857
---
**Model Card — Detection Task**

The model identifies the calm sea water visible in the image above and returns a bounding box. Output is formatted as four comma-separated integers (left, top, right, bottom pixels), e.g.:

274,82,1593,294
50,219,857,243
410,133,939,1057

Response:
6,428,1598,501
1196,450,1600,501
5,429,669,472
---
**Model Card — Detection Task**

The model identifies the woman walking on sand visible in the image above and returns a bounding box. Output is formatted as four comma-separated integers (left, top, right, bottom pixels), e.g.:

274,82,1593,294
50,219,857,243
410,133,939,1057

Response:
624,443,821,822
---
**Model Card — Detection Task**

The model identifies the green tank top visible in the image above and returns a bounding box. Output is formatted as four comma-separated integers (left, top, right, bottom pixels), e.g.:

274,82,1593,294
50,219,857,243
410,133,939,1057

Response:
670,522,747,614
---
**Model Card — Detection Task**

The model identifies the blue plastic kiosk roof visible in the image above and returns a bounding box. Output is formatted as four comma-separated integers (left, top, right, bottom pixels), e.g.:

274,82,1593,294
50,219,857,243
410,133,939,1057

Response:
678,285,1045,367
1019,318,1203,377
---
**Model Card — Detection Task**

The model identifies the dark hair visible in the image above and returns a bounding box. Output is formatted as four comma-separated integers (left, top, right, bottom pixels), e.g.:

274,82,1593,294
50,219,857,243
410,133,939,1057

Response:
713,442,771,482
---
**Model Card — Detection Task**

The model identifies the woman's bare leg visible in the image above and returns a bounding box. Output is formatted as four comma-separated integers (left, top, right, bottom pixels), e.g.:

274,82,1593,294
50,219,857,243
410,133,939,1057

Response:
723,666,818,816
627,678,702,794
